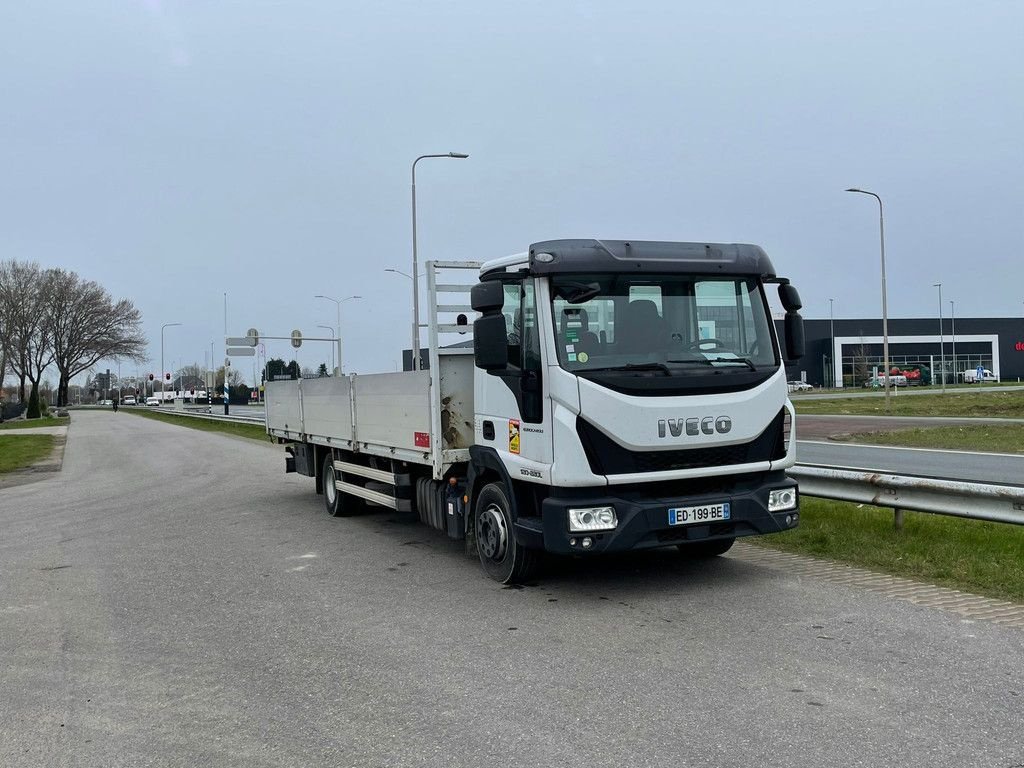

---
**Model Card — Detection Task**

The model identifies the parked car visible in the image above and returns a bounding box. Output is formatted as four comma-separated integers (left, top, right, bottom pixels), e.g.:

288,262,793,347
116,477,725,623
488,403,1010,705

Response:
100,399,113,405
145,396,161,406
123,396,137,406
787,380,813,392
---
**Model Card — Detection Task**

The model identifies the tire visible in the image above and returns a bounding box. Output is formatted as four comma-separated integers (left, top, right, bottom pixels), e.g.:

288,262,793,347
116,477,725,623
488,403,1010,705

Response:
323,452,343,517
474,482,540,584
322,452,362,517
677,537,735,558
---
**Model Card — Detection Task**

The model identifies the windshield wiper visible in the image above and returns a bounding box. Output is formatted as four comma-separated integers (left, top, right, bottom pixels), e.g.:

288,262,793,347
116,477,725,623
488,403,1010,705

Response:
666,358,713,367
588,362,673,375
706,356,757,371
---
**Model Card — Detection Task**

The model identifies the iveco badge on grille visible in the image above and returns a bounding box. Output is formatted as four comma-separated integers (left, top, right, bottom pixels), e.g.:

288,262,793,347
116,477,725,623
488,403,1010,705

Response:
657,416,732,438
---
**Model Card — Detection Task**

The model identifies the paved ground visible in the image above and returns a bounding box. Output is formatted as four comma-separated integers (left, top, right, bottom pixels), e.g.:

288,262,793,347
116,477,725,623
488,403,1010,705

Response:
1,411,1022,767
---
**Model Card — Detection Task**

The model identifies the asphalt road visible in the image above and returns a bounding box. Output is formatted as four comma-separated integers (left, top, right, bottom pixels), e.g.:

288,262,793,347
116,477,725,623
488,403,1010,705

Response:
796,440,1024,485
794,414,1024,486
2,411,1022,767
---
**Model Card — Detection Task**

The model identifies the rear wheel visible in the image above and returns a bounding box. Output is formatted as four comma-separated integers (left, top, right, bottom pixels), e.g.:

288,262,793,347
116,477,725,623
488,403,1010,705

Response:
474,482,539,584
323,452,362,517
323,453,343,516
677,537,735,558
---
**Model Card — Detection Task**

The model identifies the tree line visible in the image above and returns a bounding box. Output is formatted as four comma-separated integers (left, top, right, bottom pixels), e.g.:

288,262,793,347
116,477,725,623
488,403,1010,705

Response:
0,259,146,413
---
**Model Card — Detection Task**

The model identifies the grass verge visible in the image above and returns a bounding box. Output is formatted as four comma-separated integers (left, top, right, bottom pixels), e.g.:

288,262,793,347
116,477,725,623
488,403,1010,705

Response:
838,424,1024,454
752,497,1024,603
0,416,69,431
794,389,1024,418
124,408,269,442
0,434,56,473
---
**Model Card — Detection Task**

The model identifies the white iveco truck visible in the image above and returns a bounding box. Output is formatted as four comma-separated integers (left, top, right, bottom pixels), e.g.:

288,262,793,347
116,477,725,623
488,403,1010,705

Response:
266,239,805,583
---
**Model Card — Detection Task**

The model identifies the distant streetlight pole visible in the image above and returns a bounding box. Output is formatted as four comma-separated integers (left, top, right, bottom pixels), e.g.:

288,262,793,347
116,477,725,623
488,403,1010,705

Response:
845,188,891,411
317,325,336,372
829,298,835,388
411,151,470,370
950,299,956,384
314,294,361,374
160,322,181,402
934,282,945,393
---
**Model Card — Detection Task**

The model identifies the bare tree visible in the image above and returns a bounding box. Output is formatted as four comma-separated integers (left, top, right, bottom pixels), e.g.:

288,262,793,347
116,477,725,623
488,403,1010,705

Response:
48,269,147,406
0,260,51,403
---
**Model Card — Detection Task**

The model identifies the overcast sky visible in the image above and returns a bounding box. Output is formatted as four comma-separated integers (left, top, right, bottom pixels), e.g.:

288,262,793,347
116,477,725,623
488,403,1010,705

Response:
2,1,1022,383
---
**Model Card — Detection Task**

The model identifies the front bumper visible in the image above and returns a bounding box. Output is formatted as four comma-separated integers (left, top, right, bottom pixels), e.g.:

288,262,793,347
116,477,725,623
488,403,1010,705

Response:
515,471,799,555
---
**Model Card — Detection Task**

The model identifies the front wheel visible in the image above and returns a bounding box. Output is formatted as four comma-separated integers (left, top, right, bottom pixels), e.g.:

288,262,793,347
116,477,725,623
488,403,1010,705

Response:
677,537,735,558
474,482,540,584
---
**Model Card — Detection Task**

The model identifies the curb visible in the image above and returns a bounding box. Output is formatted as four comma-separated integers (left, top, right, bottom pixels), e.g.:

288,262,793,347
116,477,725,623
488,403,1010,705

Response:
0,433,67,490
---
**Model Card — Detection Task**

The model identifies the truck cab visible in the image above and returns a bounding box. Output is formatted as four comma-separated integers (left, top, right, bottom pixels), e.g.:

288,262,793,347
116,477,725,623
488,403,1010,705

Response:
468,239,804,581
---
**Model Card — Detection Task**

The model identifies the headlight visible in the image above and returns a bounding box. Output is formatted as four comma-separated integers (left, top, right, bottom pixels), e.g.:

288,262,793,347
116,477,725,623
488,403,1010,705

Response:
568,506,618,532
768,487,798,512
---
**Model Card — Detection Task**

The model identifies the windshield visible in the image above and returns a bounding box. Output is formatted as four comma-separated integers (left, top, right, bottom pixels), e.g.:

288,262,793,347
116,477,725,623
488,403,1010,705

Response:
550,273,777,374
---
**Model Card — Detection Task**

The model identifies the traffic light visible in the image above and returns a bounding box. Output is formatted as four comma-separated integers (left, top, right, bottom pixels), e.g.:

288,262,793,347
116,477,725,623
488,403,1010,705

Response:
149,373,154,381
165,373,171,381
190,388,195,395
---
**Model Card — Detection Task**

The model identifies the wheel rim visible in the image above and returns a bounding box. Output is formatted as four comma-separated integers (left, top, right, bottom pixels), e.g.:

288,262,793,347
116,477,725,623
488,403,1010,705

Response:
478,504,508,562
325,464,336,506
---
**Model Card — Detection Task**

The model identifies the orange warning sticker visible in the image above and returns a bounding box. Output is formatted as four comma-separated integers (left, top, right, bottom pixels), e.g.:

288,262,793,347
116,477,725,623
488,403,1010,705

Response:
508,419,521,455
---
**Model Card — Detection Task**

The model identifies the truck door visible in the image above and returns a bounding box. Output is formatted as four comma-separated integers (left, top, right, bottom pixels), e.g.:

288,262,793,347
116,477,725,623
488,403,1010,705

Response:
474,278,553,482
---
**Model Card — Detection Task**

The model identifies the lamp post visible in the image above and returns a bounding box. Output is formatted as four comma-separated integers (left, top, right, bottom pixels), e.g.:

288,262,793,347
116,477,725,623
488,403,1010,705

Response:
314,294,361,374
829,298,835,388
317,325,336,372
411,152,469,370
934,283,946,393
950,299,956,384
160,322,181,402
845,188,891,410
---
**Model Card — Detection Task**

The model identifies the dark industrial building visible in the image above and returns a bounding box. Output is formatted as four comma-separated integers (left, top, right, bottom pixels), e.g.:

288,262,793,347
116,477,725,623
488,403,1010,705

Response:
782,317,1024,388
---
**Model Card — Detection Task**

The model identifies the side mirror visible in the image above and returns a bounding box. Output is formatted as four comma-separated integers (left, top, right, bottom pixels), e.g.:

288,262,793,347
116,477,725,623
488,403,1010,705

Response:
471,280,505,313
778,283,802,312
784,312,805,360
474,315,509,371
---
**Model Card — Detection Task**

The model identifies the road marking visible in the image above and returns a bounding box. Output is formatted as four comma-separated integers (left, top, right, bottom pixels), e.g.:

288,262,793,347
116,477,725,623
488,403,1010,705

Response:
731,543,1024,630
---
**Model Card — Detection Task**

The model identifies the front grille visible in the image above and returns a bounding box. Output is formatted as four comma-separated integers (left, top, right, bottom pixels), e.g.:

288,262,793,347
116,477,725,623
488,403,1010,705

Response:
576,409,786,476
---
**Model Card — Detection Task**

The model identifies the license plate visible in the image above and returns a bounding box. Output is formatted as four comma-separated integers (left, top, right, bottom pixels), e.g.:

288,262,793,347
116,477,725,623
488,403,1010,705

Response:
668,503,730,526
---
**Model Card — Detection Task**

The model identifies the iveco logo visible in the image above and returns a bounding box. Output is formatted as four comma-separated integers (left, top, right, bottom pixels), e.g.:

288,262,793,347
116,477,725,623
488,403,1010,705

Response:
658,416,732,438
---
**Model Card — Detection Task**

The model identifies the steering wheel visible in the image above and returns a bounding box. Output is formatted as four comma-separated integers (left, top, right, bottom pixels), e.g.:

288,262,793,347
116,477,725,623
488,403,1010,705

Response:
686,338,728,351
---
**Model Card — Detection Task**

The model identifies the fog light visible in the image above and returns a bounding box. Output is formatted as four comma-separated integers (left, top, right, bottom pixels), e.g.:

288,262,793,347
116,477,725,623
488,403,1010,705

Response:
581,537,593,549
769,487,798,512
568,506,617,532
569,538,577,547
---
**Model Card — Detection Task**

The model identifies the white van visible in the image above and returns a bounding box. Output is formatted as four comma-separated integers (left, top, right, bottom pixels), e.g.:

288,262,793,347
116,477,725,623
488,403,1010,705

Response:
963,368,998,384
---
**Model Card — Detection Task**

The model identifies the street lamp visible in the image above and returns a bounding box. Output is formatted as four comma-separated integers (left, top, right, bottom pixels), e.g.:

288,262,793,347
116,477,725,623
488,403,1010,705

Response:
160,322,181,401
829,298,835,388
314,294,361,374
845,188,891,410
317,325,336,372
950,299,956,384
411,151,470,370
934,282,945,393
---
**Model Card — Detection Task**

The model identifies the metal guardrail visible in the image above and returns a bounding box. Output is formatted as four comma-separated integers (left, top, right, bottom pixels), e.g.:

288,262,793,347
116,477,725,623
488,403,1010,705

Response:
126,406,266,425
791,465,1024,527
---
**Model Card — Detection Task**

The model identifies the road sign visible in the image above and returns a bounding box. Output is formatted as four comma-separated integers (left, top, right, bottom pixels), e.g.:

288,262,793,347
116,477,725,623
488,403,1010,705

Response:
291,330,302,348
226,347,256,357
226,336,257,347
